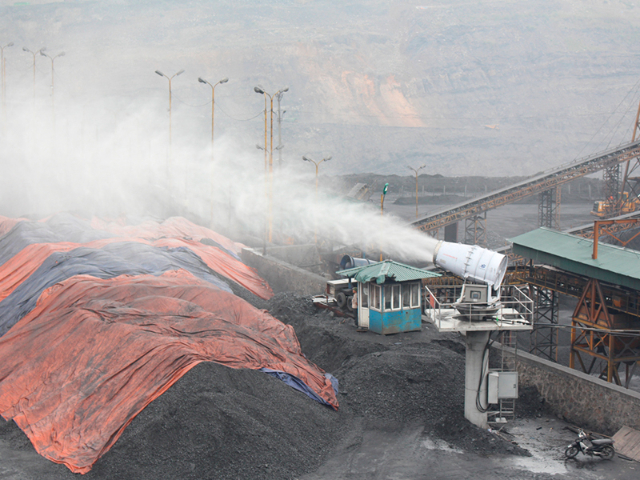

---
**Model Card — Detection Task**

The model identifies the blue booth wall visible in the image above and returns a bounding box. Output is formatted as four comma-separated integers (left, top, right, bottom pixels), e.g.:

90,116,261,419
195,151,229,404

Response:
367,282,422,336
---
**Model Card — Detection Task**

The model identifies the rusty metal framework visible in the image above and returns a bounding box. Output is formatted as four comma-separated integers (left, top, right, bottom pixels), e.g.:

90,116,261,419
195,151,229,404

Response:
591,219,640,259
530,286,559,362
538,187,561,229
570,214,640,239
617,100,640,212
570,279,640,387
602,165,621,214
412,140,640,233
515,264,640,318
463,213,487,246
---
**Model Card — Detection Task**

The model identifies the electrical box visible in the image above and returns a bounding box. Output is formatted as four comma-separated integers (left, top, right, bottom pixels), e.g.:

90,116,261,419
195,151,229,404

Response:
487,371,518,404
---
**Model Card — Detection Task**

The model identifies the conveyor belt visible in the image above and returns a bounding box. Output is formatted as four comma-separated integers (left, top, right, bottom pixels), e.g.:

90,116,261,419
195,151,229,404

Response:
411,139,640,232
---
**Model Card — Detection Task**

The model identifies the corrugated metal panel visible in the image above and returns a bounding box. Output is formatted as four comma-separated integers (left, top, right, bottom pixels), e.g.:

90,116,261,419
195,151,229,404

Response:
337,260,440,284
510,227,640,292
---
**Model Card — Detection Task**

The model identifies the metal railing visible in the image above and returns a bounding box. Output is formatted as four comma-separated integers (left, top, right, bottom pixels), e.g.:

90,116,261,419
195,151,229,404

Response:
423,284,533,330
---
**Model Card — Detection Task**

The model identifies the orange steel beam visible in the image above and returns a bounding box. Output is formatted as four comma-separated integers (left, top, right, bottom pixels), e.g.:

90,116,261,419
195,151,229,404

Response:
412,140,640,232
515,265,640,318
593,218,640,259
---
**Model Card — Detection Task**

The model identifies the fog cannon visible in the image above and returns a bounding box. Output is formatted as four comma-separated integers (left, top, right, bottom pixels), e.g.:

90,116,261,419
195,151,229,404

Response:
432,241,508,288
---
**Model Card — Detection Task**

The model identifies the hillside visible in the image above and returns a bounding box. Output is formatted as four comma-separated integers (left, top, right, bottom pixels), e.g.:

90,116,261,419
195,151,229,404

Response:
1,0,639,179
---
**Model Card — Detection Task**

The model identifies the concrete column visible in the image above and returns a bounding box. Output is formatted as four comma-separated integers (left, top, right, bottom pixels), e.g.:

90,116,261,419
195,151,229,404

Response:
464,330,490,428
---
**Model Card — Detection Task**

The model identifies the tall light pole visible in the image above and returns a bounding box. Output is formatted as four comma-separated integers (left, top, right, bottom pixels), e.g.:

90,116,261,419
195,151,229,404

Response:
407,164,426,218
39,48,64,128
254,86,289,242
302,155,332,243
22,47,42,105
197,76,228,162
275,88,288,168
1,42,14,124
198,76,229,227
155,69,184,169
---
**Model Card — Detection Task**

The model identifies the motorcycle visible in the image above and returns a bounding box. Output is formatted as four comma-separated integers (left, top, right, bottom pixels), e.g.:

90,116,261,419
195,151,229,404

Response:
565,429,615,460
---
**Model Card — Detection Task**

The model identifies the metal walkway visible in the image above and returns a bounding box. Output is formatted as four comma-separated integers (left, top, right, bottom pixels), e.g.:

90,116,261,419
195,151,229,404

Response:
410,139,640,232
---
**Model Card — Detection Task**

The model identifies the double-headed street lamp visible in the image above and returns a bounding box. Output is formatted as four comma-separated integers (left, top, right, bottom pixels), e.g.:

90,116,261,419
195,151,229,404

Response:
197,76,228,162
302,155,332,243
198,76,229,227
22,47,43,103
254,85,289,243
407,164,426,218
39,48,64,127
1,42,14,119
155,69,184,166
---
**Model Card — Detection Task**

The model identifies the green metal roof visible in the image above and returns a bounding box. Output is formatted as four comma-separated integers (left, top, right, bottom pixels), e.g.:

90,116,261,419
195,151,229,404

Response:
336,260,441,285
510,227,640,292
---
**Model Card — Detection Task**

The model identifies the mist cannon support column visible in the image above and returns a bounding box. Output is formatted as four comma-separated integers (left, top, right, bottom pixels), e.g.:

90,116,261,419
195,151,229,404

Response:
464,330,490,428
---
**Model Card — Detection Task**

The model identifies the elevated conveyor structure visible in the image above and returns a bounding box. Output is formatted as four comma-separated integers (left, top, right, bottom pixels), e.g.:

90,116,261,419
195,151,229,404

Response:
410,140,640,234
510,228,640,388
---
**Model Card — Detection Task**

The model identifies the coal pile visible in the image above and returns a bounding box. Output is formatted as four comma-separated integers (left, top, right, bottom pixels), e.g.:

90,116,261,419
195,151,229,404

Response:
0,292,533,479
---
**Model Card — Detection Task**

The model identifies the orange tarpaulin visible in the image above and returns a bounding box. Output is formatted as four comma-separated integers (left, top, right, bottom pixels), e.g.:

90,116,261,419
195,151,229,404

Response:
0,270,337,474
90,216,245,257
0,215,27,237
0,235,272,305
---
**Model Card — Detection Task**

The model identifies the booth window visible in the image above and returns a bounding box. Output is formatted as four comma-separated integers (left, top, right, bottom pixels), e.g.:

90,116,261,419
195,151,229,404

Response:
384,285,401,311
361,283,369,308
402,283,420,309
392,285,401,310
371,285,381,310
411,283,420,308
384,285,392,310
402,285,411,308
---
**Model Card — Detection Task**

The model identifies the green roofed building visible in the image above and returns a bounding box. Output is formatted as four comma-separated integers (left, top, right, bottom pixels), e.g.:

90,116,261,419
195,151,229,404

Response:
510,227,640,292
337,260,440,335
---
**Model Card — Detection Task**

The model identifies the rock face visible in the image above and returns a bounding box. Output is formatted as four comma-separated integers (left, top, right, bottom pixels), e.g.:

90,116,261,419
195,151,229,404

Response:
2,0,639,177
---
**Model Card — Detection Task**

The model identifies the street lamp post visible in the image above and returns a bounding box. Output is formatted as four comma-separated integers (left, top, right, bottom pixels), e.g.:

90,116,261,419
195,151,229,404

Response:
39,48,64,128
1,42,14,123
197,76,228,162
275,89,288,168
22,47,42,104
254,86,289,243
198,76,229,227
302,155,332,243
155,69,184,169
407,164,426,218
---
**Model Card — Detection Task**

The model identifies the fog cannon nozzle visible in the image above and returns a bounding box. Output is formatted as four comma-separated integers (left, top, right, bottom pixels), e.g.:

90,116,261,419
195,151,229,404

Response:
432,241,507,288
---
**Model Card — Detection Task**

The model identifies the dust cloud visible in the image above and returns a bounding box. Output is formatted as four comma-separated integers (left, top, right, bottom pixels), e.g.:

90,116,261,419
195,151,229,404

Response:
0,85,439,264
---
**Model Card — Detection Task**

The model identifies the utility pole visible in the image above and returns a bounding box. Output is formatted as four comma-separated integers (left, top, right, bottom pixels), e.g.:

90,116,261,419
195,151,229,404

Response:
0,42,14,127
276,89,288,168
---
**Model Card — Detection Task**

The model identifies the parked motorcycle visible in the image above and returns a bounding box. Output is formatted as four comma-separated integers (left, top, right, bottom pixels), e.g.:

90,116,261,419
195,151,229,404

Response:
565,429,615,460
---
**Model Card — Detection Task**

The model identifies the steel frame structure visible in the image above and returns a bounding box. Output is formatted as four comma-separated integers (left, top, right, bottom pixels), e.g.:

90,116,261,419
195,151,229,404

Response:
529,286,559,362
513,264,640,318
538,187,561,230
463,213,487,246
411,140,640,233
570,279,640,387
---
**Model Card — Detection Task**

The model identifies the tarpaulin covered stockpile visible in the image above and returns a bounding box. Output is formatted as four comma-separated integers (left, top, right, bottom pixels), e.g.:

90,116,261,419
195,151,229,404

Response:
0,217,272,303
0,241,234,336
0,270,338,474
0,215,272,333
91,216,244,258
